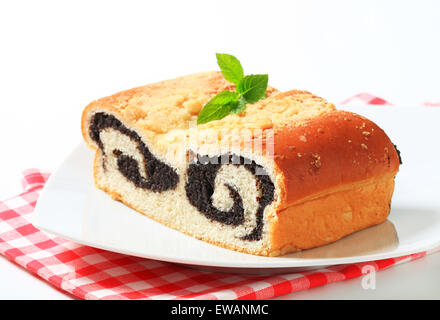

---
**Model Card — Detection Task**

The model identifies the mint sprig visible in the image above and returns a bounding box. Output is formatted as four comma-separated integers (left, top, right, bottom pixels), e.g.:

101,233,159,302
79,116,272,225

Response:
236,74,268,103
216,53,244,85
196,91,239,125
197,53,268,125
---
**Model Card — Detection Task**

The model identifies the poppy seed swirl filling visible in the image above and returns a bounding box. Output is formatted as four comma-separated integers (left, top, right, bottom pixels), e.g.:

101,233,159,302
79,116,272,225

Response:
89,112,275,241
185,154,275,241
89,112,179,192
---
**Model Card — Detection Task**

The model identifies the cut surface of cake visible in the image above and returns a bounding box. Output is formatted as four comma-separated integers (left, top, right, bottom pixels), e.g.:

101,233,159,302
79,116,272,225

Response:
81,71,400,256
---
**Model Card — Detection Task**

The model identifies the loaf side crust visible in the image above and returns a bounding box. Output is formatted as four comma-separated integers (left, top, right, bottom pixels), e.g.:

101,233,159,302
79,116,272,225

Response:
268,172,396,256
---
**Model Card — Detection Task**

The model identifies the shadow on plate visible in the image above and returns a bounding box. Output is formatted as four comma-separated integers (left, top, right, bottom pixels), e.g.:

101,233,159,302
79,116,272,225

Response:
284,219,398,259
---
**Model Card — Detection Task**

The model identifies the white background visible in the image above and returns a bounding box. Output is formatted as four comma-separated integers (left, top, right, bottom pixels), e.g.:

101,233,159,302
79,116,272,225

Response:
0,0,439,299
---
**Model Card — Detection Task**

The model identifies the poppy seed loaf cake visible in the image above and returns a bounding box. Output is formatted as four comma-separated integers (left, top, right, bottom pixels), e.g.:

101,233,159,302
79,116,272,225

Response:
81,71,400,256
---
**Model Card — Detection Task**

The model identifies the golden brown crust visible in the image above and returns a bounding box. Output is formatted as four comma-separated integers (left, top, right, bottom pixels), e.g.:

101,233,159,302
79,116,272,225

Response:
272,110,400,209
81,71,280,142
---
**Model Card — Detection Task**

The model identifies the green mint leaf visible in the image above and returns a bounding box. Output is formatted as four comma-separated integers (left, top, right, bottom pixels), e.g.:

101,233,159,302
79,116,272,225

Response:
236,74,268,103
216,53,244,85
230,96,247,114
197,54,269,125
197,91,239,124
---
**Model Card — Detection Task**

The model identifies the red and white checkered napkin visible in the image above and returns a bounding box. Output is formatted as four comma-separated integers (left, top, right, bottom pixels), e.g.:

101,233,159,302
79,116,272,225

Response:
0,172,434,300
340,92,440,107
1,170,438,300
0,94,439,300
340,93,393,106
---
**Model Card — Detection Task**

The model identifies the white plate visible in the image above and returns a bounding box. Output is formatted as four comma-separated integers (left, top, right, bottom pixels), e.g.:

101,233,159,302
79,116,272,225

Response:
33,105,440,274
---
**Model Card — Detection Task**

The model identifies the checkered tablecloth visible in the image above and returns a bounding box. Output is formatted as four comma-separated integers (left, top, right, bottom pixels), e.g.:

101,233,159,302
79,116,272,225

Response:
0,94,438,300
